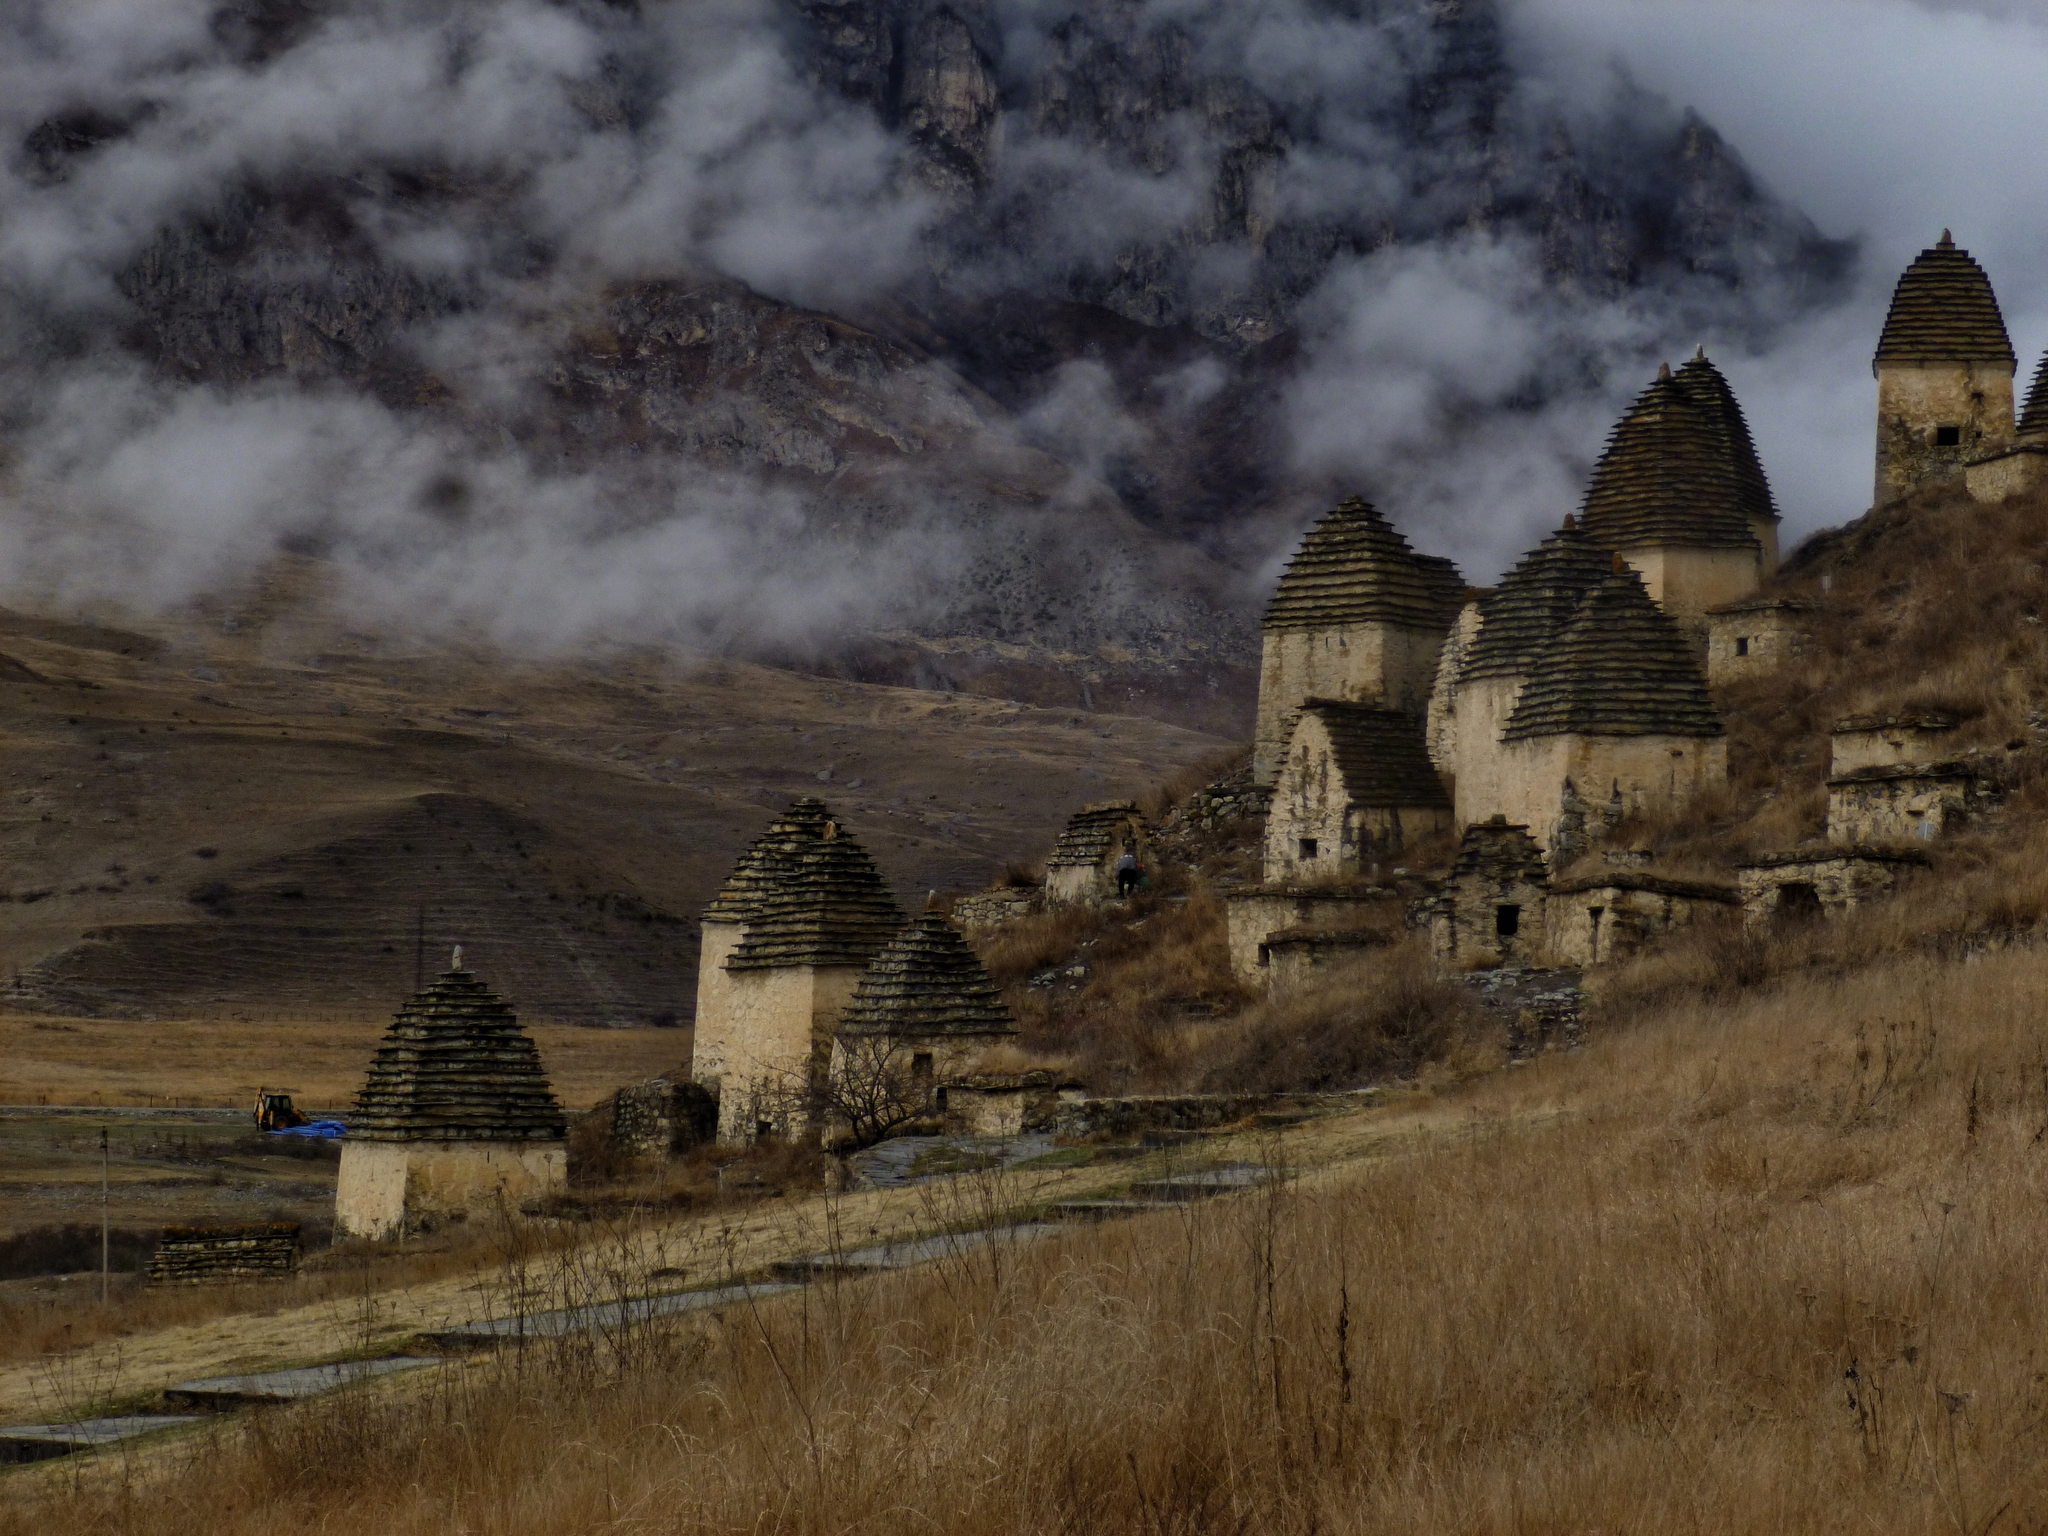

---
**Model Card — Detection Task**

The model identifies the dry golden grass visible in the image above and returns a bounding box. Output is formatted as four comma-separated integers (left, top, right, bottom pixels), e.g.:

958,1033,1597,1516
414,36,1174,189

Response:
0,1012,687,1110
13,943,2048,1530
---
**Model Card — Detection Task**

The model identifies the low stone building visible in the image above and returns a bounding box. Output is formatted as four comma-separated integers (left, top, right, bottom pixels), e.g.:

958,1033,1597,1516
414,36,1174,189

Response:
951,885,1042,929
147,1223,301,1284
1545,873,1738,967
1705,598,1809,684
606,1076,718,1160
1253,496,1465,787
1830,712,1958,775
1224,884,1403,981
335,961,567,1241
830,914,1018,1089
690,799,906,1143
1737,847,1930,924
1264,701,1451,884
1044,801,1148,906
1262,927,1392,991
1828,764,1986,845
1432,818,1550,970
1488,567,1727,860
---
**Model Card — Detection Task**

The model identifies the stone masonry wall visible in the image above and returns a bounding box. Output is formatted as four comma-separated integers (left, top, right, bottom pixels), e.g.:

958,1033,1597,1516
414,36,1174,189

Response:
1876,361,2015,505
146,1223,300,1283
1254,622,1445,786
1490,733,1728,855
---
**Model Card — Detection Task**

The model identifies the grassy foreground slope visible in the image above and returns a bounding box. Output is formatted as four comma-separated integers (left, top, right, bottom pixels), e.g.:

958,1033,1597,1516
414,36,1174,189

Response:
8,942,2045,1531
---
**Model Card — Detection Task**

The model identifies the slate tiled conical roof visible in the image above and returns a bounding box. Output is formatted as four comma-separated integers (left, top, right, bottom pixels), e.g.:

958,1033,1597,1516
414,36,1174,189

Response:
1873,232,2014,370
2019,353,2048,437
1501,569,1723,741
836,916,1017,1038
715,799,906,971
1459,519,1614,682
350,966,566,1143
1293,701,1449,808
1047,802,1144,869
1673,349,1779,529
1579,367,1759,551
1263,496,1466,633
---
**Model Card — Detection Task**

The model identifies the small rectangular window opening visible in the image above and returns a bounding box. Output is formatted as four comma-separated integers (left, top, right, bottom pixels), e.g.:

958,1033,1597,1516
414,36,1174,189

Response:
1495,904,1520,938
1298,838,1318,861
1935,425,1962,447
1734,636,1749,657
912,1052,934,1085
1256,943,1271,968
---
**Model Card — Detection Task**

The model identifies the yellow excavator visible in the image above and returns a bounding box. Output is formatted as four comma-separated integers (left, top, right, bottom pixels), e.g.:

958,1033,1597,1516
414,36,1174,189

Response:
254,1089,308,1132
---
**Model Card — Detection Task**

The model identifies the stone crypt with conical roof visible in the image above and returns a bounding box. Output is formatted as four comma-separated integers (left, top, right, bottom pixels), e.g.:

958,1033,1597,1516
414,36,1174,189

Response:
335,956,567,1240
691,798,905,1143
830,914,1017,1096
1874,231,2015,505
1253,495,1465,787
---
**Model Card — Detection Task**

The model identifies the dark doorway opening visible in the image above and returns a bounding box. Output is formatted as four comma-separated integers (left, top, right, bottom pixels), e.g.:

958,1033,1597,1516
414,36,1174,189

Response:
1495,904,1520,938
1777,882,1823,922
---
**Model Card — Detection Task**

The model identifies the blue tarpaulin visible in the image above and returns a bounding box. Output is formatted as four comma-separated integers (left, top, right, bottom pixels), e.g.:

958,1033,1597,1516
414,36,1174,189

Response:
268,1119,346,1138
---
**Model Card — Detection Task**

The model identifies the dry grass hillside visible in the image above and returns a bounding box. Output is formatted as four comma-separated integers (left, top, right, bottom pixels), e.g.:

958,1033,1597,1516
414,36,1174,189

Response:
0,555,1230,1029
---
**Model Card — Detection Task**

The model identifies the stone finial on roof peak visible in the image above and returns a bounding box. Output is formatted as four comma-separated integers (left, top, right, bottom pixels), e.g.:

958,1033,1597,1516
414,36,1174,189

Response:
1693,344,1706,361
1657,362,1671,381
1940,228,1954,248
1560,512,1575,530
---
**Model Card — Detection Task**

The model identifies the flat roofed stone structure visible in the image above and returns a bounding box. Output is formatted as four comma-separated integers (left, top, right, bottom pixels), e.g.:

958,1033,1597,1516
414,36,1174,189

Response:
1486,567,1725,857
1830,712,1958,776
1431,818,1550,970
1578,356,1772,630
1261,927,1393,992
1738,847,1929,925
830,913,1017,1096
1254,496,1464,787
1546,873,1737,968
1224,884,1402,981
1265,701,1450,884
1705,598,1810,684
1828,764,1986,846
335,964,566,1240
1451,518,1612,829
1045,801,1147,906
1875,232,2015,506
691,798,905,1144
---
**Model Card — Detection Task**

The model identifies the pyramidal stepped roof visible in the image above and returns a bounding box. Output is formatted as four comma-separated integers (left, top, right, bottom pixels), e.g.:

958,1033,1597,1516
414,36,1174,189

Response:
1673,349,1778,529
1451,817,1549,886
2019,352,2048,437
837,915,1017,1039
710,798,905,971
1501,568,1723,742
1263,496,1465,633
350,966,566,1143
1579,365,1759,551
1874,232,2014,370
1293,702,1449,808
1459,519,1614,682
1047,802,1143,869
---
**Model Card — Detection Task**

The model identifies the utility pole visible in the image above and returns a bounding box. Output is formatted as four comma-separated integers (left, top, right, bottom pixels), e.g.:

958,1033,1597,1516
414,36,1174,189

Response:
99,1128,109,1304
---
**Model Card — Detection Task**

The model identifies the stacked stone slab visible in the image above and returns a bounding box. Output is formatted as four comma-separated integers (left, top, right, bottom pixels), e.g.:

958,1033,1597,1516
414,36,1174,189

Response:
1448,517,1613,827
1265,702,1450,883
690,798,905,1142
1045,801,1147,905
1254,496,1465,786
146,1223,300,1283
335,965,567,1240
831,915,1018,1095
1578,356,1773,628
1872,232,2016,505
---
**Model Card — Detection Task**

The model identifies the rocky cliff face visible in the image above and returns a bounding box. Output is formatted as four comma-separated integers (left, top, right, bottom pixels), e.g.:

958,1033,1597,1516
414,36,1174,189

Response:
9,0,1849,699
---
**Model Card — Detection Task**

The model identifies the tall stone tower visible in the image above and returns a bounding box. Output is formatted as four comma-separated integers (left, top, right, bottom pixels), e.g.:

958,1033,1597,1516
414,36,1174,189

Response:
1578,357,1772,632
1253,496,1465,788
690,798,904,1144
1873,231,2015,506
